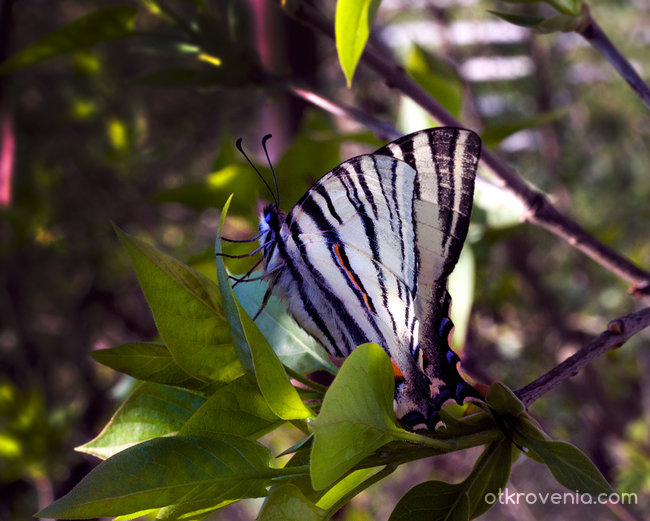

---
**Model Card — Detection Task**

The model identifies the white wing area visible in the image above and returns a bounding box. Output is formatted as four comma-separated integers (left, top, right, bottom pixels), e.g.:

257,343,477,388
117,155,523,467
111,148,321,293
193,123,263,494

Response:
380,129,480,324
278,156,419,357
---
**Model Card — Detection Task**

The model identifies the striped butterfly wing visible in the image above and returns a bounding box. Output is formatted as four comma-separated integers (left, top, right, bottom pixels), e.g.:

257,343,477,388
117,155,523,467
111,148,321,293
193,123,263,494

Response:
376,128,482,415
261,127,481,429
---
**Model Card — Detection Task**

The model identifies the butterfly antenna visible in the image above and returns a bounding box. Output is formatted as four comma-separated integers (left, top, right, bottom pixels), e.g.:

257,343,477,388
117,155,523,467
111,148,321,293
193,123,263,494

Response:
236,138,277,205
220,230,265,243
261,134,280,207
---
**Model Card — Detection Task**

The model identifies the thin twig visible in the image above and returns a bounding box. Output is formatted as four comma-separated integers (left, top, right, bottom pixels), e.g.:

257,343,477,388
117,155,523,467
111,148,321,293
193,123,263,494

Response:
286,81,400,141
575,7,650,110
274,0,650,296
515,307,650,407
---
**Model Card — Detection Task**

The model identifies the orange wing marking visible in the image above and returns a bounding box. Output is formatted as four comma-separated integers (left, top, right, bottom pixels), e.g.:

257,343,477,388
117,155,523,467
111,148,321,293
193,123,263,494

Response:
391,359,404,381
332,243,371,311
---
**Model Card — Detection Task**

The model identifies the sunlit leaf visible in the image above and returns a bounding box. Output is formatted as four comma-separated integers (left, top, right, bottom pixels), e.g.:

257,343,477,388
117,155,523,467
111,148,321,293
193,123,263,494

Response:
180,375,282,439
335,0,383,85
0,7,138,74
473,181,526,230
78,383,206,459
310,343,403,490
115,226,244,385
113,508,158,521
245,309,314,420
316,467,382,510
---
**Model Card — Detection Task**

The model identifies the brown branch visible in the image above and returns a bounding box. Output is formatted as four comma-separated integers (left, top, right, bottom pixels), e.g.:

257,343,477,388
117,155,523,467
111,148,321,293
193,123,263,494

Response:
515,307,650,408
274,1,650,296
575,6,650,110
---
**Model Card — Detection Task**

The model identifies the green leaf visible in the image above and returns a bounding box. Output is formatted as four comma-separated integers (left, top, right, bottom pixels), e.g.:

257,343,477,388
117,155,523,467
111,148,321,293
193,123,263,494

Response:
180,375,282,439
77,383,206,459
547,0,581,16
468,440,514,517
155,498,235,521
215,196,254,373
405,45,463,119
258,484,327,521
216,197,312,421
316,467,382,510
389,438,513,521
91,342,218,392
390,481,470,521
519,438,613,495
113,508,158,521
481,109,567,148
246,309,314,420
486,382,525,417
0,7,138,74
310,343,403,490
487,10,545,29
537,14,579,33
115,226,244,385
233,279,336,374
335,0,383,86
215,196,313,420
437,406,494,436
37,435,275,519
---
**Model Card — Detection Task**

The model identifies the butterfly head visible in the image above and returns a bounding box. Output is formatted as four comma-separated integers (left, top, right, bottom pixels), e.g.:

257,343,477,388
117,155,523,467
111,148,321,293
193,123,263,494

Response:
259,203,281,232
258,203,285,261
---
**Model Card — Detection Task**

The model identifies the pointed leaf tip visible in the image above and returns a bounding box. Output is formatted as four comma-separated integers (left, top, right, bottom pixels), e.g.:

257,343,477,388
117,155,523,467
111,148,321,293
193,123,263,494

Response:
335,0,383,86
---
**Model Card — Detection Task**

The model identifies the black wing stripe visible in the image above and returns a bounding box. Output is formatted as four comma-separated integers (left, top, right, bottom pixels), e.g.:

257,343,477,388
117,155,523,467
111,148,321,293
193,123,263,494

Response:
272,236,344,356
387,158,405,301
339,162,395,328
431,129,458,252
289,193,391,355
352,159,379,220
298,190,378,316
292,224,368,354
313,182,344,225
373,155,396,234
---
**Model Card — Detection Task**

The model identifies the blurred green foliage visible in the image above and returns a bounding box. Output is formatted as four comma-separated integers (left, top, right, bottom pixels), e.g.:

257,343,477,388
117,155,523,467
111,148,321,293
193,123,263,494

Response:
0,0,648,519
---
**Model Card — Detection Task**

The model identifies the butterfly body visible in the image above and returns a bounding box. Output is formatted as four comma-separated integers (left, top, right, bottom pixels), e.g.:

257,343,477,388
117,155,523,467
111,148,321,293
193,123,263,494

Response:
250,127,481,429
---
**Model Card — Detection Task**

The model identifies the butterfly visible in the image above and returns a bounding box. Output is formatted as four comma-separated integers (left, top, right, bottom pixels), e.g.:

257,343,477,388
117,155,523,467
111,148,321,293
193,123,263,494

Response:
221,127,483,430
